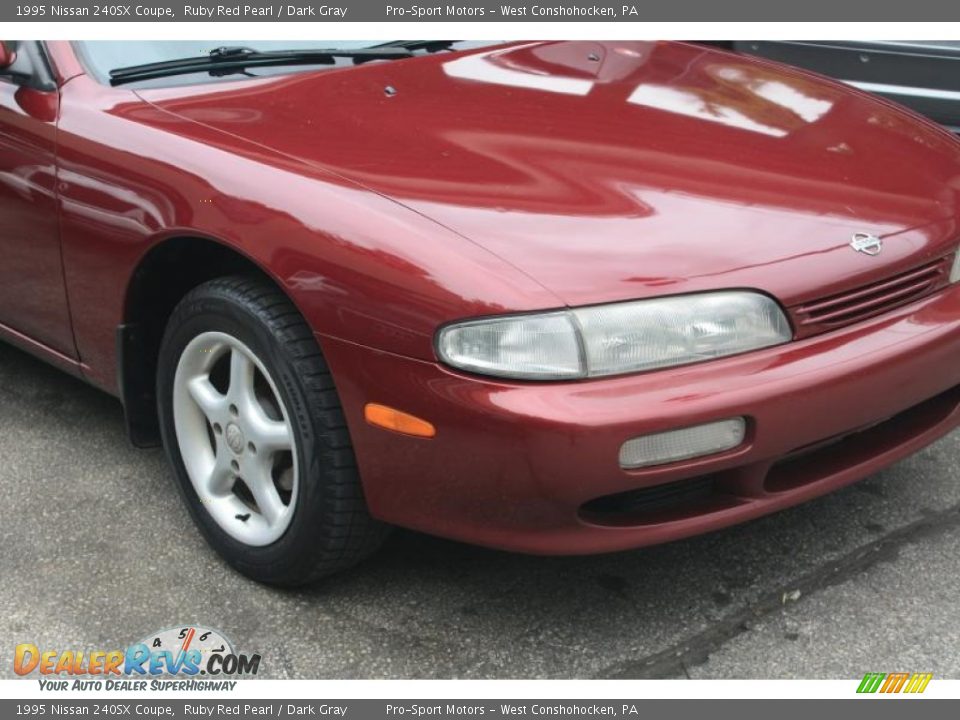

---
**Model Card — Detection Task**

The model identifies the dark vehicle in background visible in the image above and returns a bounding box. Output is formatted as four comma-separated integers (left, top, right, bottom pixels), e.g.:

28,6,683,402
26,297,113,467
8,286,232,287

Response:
718,41,960,133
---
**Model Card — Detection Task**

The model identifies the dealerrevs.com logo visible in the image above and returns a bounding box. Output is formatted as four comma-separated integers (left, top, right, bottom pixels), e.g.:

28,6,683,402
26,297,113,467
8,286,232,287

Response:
15,626,261,691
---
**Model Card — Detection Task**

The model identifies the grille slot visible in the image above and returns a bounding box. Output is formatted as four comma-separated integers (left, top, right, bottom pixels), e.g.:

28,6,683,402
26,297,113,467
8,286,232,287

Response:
790,255,952,337
579,475,731,526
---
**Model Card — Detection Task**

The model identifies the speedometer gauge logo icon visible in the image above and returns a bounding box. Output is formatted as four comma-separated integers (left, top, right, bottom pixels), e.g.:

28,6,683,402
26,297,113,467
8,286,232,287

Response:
136,625,235,675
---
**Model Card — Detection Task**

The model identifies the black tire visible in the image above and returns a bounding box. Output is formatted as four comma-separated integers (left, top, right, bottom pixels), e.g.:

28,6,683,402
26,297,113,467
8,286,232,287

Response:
156,274,389,586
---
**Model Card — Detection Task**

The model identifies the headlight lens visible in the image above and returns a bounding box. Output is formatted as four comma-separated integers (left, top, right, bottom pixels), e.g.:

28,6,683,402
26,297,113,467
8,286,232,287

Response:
437,291,792,380
436,311,584,380
951,251,960,283
573,291,792,376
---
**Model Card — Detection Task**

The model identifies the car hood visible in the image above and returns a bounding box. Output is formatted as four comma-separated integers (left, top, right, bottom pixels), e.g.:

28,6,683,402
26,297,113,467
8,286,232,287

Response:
137,41,960,308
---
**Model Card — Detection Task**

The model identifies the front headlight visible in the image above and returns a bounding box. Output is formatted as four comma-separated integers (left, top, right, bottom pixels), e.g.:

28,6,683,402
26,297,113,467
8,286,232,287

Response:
436,291,792,381
951,251,960,283
436,311,584,380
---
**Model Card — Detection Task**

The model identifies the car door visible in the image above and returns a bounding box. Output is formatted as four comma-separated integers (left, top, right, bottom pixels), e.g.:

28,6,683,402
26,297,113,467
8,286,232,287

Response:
0,41,76,358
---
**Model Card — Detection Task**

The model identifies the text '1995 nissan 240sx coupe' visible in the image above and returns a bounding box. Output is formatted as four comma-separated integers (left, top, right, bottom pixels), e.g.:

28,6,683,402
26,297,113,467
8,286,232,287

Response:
2,40,960,585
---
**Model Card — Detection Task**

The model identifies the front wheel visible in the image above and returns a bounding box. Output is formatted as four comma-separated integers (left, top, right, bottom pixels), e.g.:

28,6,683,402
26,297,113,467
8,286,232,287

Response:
156,275,388,586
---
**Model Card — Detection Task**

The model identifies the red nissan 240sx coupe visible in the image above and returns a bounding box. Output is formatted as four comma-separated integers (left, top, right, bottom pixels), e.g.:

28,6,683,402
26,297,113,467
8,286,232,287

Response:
2,40,960,585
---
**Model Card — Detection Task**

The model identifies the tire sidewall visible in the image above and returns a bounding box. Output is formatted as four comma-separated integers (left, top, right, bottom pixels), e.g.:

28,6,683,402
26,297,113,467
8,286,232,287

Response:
157,289,331,579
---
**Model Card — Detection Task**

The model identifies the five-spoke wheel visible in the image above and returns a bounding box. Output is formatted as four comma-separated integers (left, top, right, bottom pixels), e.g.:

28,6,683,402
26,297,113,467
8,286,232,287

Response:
173,331,297,546
157,275,388,585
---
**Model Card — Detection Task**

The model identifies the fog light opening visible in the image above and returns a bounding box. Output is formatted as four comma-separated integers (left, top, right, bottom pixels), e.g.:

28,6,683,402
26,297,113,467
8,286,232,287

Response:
619,418,746,469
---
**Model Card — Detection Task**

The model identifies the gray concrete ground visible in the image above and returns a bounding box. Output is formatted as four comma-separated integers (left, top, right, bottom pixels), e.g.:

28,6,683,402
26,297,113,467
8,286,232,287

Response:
1,340,958,679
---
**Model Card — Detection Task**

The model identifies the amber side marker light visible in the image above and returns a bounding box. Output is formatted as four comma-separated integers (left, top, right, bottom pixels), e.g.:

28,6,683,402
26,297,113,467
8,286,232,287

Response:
364,403,436,438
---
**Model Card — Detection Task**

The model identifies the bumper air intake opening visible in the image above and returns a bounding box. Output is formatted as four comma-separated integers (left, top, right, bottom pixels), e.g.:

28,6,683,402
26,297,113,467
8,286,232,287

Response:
765,382,960,493
579,474,745,527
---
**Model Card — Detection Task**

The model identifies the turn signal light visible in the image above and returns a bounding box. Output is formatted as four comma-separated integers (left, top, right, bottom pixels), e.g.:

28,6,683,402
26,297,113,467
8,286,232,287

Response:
364,403,436,438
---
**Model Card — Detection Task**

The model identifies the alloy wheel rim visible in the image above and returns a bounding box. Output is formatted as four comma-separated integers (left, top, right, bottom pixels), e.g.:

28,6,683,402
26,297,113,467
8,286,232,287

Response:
173,331,299,546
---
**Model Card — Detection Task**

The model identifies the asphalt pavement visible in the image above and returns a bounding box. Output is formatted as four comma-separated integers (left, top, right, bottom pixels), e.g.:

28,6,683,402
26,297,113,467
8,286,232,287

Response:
1,340,958,679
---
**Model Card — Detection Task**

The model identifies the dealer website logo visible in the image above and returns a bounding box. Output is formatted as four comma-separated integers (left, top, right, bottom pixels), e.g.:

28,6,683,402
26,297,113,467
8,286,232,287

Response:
14,625,261,690
856,672,933,694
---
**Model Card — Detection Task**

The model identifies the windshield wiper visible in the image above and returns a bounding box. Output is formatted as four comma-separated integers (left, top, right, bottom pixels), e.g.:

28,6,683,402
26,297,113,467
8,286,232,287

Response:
371,40,458,53
109,45,414,86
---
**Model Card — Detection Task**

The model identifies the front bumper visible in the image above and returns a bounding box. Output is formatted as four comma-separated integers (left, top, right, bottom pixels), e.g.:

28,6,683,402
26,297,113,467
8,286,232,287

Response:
320,284,960,554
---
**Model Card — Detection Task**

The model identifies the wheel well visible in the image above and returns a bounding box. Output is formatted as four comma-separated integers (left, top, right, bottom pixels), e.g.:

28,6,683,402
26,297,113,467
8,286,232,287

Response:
118,237,273,447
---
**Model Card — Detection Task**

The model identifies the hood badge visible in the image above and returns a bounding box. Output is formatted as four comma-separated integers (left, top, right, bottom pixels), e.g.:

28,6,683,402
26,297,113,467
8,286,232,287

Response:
851,232,883,256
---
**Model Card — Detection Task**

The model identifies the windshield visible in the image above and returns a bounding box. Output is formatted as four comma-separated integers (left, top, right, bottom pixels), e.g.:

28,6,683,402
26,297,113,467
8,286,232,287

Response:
74,41,496,88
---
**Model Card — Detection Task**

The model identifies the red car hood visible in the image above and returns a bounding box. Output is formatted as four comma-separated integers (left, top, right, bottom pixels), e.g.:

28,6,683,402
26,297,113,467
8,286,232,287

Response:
137,41,960,308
